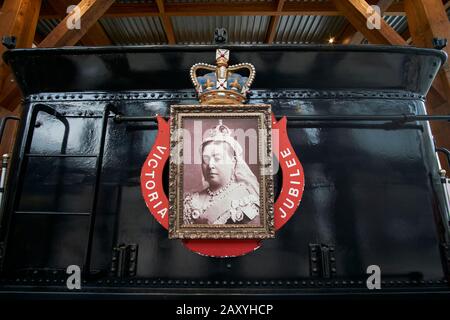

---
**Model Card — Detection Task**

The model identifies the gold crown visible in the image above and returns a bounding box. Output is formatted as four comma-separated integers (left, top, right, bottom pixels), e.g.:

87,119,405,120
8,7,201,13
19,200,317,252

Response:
190,49,255,105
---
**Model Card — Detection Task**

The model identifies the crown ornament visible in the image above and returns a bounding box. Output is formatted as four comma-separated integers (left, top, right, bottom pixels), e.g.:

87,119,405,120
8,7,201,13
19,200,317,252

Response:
190,49,255,105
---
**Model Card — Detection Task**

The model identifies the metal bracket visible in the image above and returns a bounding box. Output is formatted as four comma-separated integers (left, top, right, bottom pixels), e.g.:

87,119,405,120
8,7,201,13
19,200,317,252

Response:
110,244,138,278
1,36,16,50
214,28,228,44
309,243,336,278
433,38,448,50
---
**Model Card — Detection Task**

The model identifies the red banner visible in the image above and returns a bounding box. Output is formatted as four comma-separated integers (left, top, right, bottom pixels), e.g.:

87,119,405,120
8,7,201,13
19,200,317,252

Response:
140,116,170,229
140,114,304,257
272,115,305,230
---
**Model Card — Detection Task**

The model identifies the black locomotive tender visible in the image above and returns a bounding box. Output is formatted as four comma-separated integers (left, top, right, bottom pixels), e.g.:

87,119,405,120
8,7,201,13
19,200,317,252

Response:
0,45,450,298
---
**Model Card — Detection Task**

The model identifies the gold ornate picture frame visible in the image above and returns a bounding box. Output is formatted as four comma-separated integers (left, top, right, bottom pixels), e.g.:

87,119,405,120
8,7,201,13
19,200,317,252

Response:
169,104,274,239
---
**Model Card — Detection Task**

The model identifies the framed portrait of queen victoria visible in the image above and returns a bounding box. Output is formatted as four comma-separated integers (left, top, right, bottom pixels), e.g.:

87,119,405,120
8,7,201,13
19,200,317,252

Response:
168,105,274,239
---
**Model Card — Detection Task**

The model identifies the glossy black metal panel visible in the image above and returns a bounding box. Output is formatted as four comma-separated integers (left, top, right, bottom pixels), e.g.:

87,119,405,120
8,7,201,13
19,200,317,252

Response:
0,45,449,296
3,45,446,95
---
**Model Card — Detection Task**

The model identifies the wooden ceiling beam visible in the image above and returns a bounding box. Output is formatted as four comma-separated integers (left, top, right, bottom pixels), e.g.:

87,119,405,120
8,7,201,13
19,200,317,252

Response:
38,0,408,19
338,0,395,44
105,3,158,17
332,0,406,45
156,0,176,44
265,0,286,44
46,0,111,46
0,0,42,111
39,0,114,48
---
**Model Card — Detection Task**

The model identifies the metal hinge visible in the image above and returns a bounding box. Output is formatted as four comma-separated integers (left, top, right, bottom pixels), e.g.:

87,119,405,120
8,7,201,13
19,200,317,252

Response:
309,243,336,278
110,244,138,278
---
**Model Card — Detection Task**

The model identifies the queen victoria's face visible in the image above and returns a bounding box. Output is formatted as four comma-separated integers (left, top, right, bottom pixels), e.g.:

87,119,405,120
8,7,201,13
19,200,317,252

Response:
201,141,236,191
